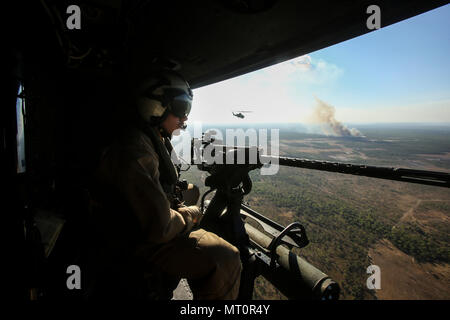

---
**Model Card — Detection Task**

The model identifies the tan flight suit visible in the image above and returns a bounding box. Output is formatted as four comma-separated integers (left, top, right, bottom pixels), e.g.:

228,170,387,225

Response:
95,126,242,300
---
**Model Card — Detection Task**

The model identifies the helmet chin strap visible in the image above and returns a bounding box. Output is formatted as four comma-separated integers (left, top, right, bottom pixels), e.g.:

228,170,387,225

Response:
159,125,171,139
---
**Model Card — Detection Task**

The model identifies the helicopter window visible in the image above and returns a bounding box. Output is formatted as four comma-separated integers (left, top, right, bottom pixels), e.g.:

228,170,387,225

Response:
177,4,450,300
16,84,26,174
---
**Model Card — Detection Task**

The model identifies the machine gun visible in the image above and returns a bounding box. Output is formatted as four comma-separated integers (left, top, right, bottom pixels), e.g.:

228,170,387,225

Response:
190,134,450,300
191,136,340,300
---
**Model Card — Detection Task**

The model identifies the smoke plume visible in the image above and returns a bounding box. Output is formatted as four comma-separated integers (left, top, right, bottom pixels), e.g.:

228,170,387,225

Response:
310,97,362,137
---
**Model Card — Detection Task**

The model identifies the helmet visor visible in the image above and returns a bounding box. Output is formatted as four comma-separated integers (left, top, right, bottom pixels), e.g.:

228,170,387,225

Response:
170,93,192,118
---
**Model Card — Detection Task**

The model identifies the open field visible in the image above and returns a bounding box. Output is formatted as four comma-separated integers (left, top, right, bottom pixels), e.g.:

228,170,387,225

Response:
179,123,450,300
368,239,450,300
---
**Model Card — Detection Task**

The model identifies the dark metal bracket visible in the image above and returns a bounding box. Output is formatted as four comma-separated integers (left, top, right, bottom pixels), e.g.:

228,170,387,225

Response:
267,222,309,268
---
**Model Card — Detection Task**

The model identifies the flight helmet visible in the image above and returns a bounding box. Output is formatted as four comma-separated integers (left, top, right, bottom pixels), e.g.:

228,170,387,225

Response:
135,69,193,124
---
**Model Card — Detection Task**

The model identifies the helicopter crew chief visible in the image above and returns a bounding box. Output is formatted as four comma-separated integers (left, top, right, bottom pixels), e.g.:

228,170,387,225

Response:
93,69,242,300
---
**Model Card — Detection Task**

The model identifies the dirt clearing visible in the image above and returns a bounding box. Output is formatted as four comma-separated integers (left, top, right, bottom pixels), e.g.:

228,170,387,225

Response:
368,239,450,299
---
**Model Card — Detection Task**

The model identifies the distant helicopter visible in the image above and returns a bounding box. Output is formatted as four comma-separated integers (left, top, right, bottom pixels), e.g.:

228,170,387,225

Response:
232,111,253,119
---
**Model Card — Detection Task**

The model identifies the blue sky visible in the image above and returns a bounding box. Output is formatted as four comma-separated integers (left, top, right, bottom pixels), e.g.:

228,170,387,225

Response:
190,4,450,124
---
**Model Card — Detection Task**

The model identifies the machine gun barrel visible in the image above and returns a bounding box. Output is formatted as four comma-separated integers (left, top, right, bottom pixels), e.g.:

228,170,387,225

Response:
260,155,450,188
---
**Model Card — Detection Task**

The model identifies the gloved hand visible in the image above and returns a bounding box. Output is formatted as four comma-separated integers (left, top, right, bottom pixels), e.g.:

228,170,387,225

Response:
177,205,203,233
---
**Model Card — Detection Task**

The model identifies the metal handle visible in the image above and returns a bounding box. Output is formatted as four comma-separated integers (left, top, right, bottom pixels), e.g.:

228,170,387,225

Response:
267,222,309,268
